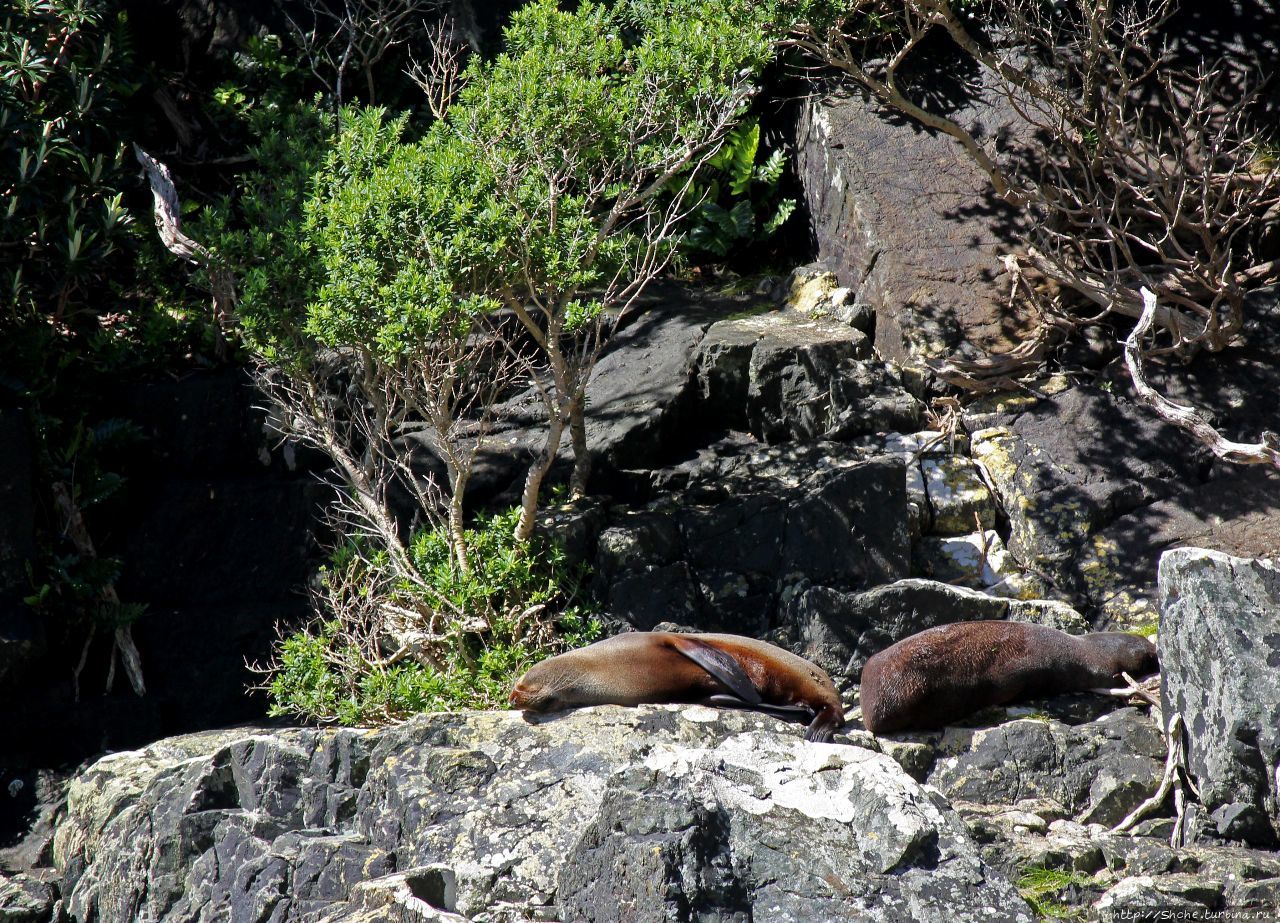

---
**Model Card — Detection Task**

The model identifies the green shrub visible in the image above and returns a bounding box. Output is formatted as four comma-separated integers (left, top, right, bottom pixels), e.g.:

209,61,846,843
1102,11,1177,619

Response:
1016,866,1096,920
262,508,599,725
1,0,136,324
683,118,796,258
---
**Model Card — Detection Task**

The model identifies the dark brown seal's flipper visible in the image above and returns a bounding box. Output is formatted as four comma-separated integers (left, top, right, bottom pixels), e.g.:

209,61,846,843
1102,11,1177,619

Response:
668,635,762,704
702,693,815,720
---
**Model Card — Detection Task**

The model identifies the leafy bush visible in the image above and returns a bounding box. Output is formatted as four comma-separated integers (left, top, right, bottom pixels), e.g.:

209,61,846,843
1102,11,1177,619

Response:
683,118,796,258
299,0,804,536
1,0,135,324
262,508,598,725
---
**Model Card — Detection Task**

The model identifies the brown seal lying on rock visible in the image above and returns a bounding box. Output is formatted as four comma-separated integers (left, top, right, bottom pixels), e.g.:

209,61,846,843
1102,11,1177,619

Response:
859,620,1158,735
510,631,846,742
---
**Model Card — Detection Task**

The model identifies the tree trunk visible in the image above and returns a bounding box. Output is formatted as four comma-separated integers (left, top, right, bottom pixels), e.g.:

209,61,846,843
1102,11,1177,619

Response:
515,406,567,544
448,464,470,575
568,390,591,499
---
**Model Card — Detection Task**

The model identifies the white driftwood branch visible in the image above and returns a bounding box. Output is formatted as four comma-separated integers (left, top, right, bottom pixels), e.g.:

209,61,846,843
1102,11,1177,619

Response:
1111,712,1192,848
1126,288,1280,467
133,144,237,332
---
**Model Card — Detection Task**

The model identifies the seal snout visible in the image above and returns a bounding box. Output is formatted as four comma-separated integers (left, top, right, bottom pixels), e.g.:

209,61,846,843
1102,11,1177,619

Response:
509,683,541,711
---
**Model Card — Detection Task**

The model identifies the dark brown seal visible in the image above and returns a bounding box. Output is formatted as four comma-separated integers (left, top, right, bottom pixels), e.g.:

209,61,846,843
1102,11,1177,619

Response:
859,620,1158,735
510,631,846,742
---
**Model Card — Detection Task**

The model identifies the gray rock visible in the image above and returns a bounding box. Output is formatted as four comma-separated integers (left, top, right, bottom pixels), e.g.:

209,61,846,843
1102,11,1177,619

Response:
53,709,1034,922
783,579,1009,679
744,317,872,442
558,734,1033,922
781,265,873,334
0,871,57,923
402,284,746,501
920,456,996,536
1158,547,1280,847
1095,873,1223,914
692,311,922,445
1083,463,1280,626
824,359,924,440
927,709,1165,827
969,387,1206,619
584,294,729,473
1006,600,1090,635
596,452,911,635
914,530,1012,588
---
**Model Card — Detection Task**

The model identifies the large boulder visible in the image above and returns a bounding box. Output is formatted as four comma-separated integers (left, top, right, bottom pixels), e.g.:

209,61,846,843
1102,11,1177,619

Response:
794,65,1033,365
594,443,911,635
782,578,1010,679
927,709,1166,827
967,385,1209,623
53,708,1034,922
400,284,748,503
692,310,922,444
1158,547,1280,847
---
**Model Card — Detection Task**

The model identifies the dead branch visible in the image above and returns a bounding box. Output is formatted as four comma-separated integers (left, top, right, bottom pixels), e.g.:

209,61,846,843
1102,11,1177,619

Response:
51,481,145,699
283,0,445,107
134,145,235,353
787,1,1280,449
1126,288,1280,466
407,17,470,120
1112,711,1195,848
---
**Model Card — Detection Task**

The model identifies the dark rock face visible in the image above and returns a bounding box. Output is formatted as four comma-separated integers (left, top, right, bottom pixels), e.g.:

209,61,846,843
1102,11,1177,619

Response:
53,709,1034,923
693,311,922,444
0,871,55,923
968,386,1215,622
1159,548,1280,847
782,579,1010,679
400,284,749,505
593,444,911,637
794,73,1032,365
927,709,1166,827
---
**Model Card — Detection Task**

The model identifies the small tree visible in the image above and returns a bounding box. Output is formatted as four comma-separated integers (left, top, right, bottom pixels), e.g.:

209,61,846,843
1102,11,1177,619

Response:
788,0,1280,465
143,0,822,720
310,0,801,541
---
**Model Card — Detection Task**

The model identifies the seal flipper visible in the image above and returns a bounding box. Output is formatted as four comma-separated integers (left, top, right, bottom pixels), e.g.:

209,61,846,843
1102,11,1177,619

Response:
804,705,844,743
669,636,762,704
702,693,814,721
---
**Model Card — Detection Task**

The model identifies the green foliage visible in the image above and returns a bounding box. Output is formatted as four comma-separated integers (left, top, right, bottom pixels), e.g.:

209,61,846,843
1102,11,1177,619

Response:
1016,866,1096,920
1,0,136,322
300,0,798,366
264,508,599,725
195,100,333,364
684,119,796,258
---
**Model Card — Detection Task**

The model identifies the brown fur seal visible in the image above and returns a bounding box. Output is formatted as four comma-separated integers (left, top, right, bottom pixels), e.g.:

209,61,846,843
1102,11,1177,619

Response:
510,631,846,742
859,621,1158,735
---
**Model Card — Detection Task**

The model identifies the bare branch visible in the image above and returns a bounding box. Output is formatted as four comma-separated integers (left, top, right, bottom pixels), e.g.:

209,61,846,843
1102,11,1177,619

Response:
1125,288,1280,466
408,17,470,120
133,145,235,352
